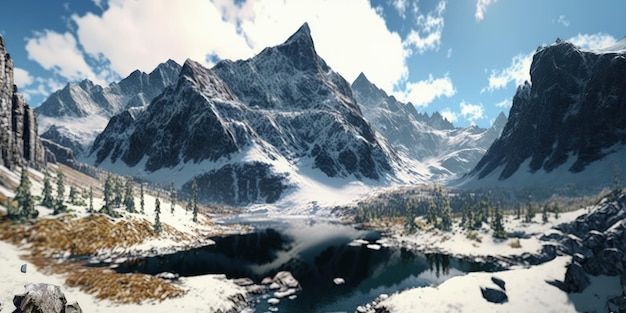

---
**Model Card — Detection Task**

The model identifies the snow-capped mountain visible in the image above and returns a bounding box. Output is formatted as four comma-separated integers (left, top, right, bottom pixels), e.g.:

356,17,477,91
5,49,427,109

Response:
351,73,506,181
461,37,626,189
36,60,181,156
89,23,406,205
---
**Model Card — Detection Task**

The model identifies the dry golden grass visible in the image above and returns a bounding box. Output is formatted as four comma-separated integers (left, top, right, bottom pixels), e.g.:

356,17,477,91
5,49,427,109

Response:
0,214,192,304
508,238,522,248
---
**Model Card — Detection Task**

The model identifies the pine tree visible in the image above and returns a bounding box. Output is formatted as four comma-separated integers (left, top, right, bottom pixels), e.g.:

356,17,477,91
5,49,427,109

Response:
68,186,78,205
425,198,437,227
100,175,118,217
11,168,38,222
112,177,123,207
169,181,176,215
553,203,560,219
525,203,535,223
154,195,162,234
491,202,507,239
87,186,94,214
439,191,452,231
123,176,135,213
542,205,549,224
139,183,145,214
40,170,54,208
53,171,68,215
192,179,199,222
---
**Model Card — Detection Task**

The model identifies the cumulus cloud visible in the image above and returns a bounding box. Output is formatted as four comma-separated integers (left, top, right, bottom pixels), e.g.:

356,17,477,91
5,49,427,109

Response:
20,0,412,96
569,33,616,50
25,30,102,84
404,1,446,55
13,67,33,88
475,0,497,22
440,108,458,123
399,74,456,107
482,52,533,93
460,101,484,123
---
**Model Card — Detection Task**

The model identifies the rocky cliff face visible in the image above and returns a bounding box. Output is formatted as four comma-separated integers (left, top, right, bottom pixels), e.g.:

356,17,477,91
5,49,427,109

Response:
0,35,45,169
464,38,626,188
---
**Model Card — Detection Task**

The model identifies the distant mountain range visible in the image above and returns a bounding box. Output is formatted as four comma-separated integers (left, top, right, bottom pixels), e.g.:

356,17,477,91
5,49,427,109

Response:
461,37,626,189
37,23,508,205
35,60,181,157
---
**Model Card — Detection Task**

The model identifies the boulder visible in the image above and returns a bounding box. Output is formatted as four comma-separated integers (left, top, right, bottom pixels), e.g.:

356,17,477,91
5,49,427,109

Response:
13,283,66,313
582,230,605,253
65,302,83,313
273,271,300,289
583,248,624,276
480,287,508,304
563,262,590,293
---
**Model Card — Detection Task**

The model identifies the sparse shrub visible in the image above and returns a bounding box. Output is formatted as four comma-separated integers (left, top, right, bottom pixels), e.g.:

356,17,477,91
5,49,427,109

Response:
466,231,482,243
509,238,522,248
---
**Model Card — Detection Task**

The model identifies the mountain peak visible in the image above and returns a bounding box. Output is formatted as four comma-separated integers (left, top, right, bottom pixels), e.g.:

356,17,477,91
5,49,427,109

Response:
281,22,315,51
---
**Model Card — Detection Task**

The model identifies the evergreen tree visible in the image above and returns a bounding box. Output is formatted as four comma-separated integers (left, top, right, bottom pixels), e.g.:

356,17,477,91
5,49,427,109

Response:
112,177,123,207
553,203,560,219
169,181,176,215
123,176,135,213
192,179,199,222
53,171,68,215
140,183,145,214
542,205,549,224
491,202,507,239
439,191,453,231
154,195,162,234
461,202,469,227
87,186,94,214
40,170,54,208
425,198,437,226
68,186,78,205
100,175,119,217
10,168,38,222
525,203,535,223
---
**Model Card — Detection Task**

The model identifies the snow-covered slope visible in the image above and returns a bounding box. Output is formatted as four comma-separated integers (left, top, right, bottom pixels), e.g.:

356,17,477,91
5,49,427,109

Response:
460,38,626,189
89,23,415,206
36,60,181,157
351,73,506,181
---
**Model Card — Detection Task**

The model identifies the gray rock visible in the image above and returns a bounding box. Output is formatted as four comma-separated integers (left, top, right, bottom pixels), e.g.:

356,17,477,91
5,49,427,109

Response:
480,287,508,304
563,261,590,293
13,283,66,313
583,230,605,253
20,264,26,273
583,248,624,276
491,276,506,291
65,302,83,313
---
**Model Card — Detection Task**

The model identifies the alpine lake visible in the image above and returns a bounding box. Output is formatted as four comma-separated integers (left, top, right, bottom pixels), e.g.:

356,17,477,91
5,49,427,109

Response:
99,218,501,312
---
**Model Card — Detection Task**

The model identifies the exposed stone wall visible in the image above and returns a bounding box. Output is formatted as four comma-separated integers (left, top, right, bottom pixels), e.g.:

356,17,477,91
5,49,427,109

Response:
0,35,45,169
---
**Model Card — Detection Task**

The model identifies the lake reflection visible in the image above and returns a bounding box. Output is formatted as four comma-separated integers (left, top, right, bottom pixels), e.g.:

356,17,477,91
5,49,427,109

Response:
115,219,497,312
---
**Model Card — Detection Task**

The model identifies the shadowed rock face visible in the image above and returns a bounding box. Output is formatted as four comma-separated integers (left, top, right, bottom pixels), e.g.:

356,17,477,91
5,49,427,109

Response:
12,283,82,313
0,35,45,169
471,39,626,182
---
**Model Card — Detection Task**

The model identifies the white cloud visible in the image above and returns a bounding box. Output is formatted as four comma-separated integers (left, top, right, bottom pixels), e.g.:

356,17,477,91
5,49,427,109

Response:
404,1,446,54
399,74,456,107
13,67,33,88
25,30,102,84
569,33,616,50
440,108,458,123
554,15,570,27
446,48,452,59
475,0,497,22
392,0,408,18
495,98,512,110
482,52,533,93
460,101,484,122
21,0,407,96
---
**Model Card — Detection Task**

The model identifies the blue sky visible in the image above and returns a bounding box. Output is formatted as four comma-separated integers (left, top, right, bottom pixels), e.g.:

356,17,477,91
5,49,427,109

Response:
0,0,624,127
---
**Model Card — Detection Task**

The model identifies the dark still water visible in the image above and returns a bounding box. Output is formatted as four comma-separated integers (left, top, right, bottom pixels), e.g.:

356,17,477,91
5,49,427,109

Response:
114,219,498,312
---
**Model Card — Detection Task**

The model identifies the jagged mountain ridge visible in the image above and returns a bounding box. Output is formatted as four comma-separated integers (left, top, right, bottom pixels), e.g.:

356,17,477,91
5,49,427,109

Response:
351,73,506,180
89,23,404,205
35,60,181,156
462,37,626,188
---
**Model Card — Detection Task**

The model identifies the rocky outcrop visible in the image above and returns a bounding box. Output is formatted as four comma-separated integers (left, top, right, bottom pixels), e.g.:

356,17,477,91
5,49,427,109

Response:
0,36,45,169
466,37,626,188
12,283,81,313
40,138,78,168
